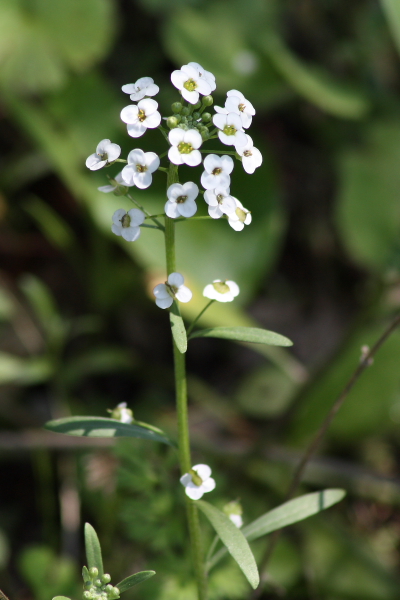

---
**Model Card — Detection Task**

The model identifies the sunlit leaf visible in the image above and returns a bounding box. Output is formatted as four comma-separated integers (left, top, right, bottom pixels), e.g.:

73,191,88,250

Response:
44,416,173,446
197,500,259,589
170,301,187,354
189,327,292,347
380,0,400,56
116,571,156,592
0,353,53,386
84,523,104,578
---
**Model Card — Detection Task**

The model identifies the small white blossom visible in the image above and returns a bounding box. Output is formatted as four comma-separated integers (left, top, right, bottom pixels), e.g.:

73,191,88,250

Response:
223,500,243,527
215,90,255,129
212,112,247,149
203,280,240,303
111,208,145,242
153,272,192,309
86,139,121,171
204,186,236,219
171,64,213,104
168,128,202,166
110,402,133,424
228,198,252,231
187,62,216,92
120,98,161,138
236,135,262,174
121,149,160,189
229,514,243,528
165,182,198,219
201,154,234,190
98,172,133,193
121,77,159,101
180,464,216,500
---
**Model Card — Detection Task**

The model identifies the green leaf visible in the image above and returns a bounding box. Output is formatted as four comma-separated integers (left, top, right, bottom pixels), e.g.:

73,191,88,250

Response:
84,523,104,578
197,500,259,589
52,597,71,600
24,196,76,252
380,0,400,56
82,566,90,583
170,301,187,354
208,489,346,569
44,416,173,446
189,327,292,347
260,35,370,119
116,571,156,592
0,353,54,386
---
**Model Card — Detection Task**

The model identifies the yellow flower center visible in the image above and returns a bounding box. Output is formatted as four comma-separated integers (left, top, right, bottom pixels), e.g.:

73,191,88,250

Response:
120,214,131,228
223,124,237,136
138,109,147,122
136,164,147,173
213,281,230,294
189,469,203,486
243,150,252,157
238,103,246,113
177,195,188,204
212,167,222,175
183,78,198,92
178,142,194,154
216,194,225,204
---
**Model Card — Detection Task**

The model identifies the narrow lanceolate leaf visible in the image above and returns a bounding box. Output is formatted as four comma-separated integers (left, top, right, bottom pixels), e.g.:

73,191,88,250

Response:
116,571,156,592
189,327,292,347
45,416,173,446
197,500,259,590
170,301,187,353
82,566,91,583
208,489,345,569
84,523,104,578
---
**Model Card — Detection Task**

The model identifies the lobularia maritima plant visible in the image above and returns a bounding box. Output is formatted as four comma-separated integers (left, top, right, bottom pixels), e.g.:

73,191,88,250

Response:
44,63,346,600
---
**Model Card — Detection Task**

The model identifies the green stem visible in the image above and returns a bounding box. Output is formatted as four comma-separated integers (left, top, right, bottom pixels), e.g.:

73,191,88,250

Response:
187,300,215,337
165,161,208,600
200,149,237,155
127,193,165,231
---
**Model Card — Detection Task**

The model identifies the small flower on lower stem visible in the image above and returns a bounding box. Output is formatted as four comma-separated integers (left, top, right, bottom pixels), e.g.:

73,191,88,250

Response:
203,280,239,303
109,402,133,424
223,500,243,528
180,464,216,500
121,149,160,189
165,182,199,218
236,135,262,174
228,199,252,231
153,272,192,309
111,208,145,242
86,139,121,170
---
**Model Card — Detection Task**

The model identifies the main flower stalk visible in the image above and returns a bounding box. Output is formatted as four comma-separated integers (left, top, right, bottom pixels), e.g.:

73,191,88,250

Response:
165,161,208,600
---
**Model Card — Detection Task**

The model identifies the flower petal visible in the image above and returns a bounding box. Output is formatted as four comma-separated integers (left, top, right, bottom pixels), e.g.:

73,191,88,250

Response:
178,199,197,218
165,200,181,219
185,484,204,500
168,272,184,287
155,296,173,309
194,464,212,480
121,226,141,242
182,150,202,167
120,105,138,124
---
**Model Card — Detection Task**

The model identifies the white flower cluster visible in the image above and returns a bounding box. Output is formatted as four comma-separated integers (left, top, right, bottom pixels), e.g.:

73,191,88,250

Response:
85,65,262,308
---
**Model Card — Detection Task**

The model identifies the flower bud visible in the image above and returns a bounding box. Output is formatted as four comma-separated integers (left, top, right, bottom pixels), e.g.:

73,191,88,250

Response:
193,100,202,109
167,116,179,129
200,129,210,141
102,574,111,584
201,112,212,122
95,579,102,588
83,592,92,599
173,113,182,123
192,111,201,120
89,568,99,578
202,95,213,106
105,585,113,593
171,101,183,113
181,107,190,116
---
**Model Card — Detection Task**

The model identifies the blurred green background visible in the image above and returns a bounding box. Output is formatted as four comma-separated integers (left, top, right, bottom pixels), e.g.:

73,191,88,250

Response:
1,0,400,598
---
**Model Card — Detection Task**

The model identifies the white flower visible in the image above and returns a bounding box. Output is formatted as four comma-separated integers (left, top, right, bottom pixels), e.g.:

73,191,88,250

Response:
168,128,202,166
153,272,192,309
120,98,161,138
121,149,160,189
110,402,133,424
180,464,216,500
201,154,234,190
98,172,133,193
171,64,213,104
212,112,247,149
203,280,240,303
215,90,255,129
86,139,121,171
236,135,262,174
204,186,236,219
229,514,243,528
228,198,252,231
165,182,198,219
111,208,145,242
187,62,216,92
121,77,159,101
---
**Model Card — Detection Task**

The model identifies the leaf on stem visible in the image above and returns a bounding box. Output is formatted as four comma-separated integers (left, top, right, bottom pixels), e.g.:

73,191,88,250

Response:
189,327,292,347
170,301,187,353
196,500,259,589
84,523,104,578
82,566,91,583
44,416,173,446
208,489,346,569
116,571,156,592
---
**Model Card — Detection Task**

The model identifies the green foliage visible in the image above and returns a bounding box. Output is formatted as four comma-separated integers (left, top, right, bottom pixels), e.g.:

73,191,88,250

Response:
19,545,79,600
85,523,104,578
116,571,156,592
197,500,259,589
170,301,187,353
189,326,292,346
45,416,173,445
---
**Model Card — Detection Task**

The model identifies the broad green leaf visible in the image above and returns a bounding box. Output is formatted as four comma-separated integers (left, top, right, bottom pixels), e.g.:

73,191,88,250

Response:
380,0,400,56
259,35,370,119
208,489,345,569
170,301,187,354
116,571,156,592
84,523,104,578
197,500,259,589
189,327,292,347
44,416,173,446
